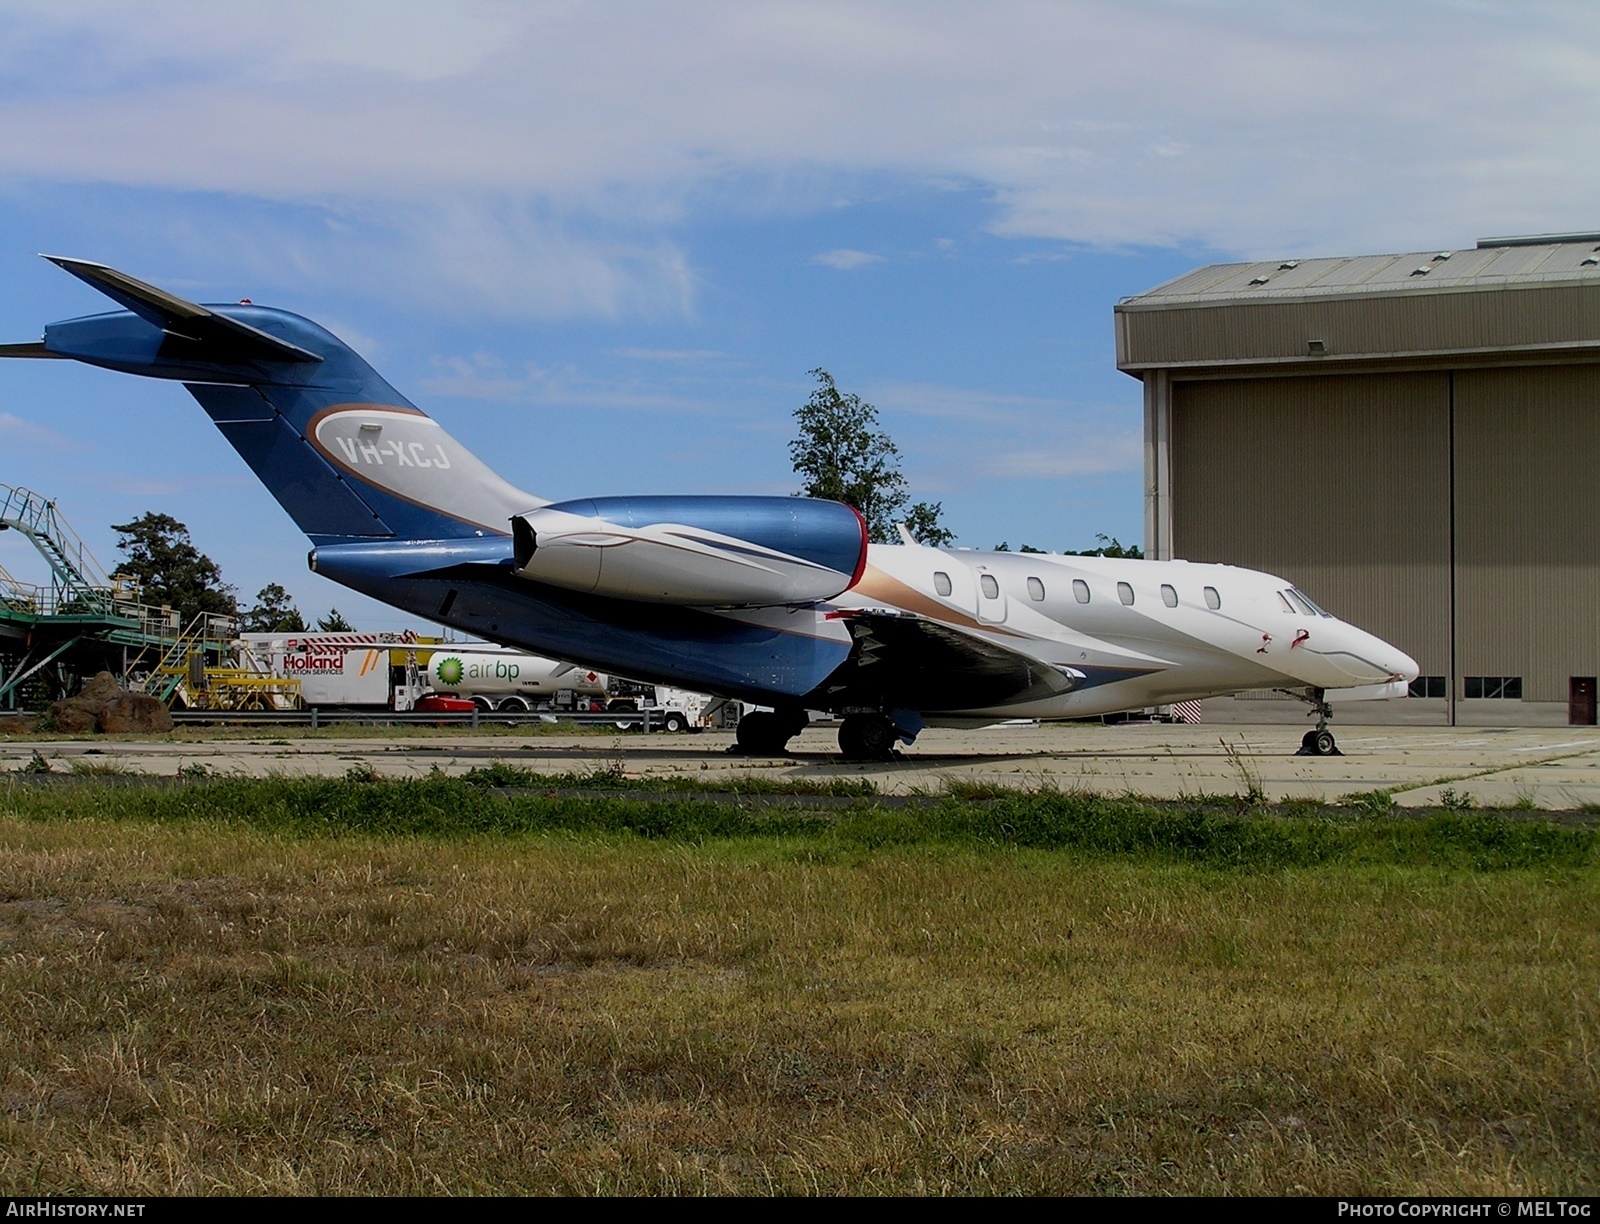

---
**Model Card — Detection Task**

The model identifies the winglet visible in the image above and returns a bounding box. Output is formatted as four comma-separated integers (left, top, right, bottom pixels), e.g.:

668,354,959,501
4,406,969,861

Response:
40,255,322,364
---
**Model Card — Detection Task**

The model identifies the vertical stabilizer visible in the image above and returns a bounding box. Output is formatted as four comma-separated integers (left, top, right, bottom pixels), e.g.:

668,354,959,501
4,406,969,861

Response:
12,258,542,544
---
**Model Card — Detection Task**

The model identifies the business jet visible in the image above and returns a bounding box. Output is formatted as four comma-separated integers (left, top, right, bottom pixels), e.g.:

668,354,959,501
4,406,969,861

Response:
1,257,1418,759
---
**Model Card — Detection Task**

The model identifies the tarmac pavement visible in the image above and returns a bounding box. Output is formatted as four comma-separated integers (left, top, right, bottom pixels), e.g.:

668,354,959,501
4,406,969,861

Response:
6,721,1600,810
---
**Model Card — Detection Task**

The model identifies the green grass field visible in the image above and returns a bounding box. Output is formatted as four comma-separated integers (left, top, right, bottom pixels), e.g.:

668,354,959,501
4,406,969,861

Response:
1,775,1596,1195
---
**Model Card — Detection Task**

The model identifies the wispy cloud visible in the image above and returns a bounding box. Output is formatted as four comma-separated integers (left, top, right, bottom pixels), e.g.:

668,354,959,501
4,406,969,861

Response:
811,249,886,271
977,434,1142,479
613,348,733,363
2,3,1597,267
869,381,1125,427
0,411,82,451
421,351,739,415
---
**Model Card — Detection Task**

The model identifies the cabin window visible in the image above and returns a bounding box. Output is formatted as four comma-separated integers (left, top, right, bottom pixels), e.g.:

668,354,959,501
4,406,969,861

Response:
1465,676,1522,699
1026,577,1045,602
1072,579,1090,604
980,574,1000,599
1160,584,1178,608
1204,586,1221,610
1117,581,1134,606
933,571,952,597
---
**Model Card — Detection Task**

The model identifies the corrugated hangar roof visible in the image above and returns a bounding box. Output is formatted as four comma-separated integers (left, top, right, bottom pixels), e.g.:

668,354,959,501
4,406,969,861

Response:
1122,233,1600,308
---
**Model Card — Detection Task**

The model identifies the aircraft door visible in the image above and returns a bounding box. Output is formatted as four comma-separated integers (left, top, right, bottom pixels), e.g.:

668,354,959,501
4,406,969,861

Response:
973,564,1008,625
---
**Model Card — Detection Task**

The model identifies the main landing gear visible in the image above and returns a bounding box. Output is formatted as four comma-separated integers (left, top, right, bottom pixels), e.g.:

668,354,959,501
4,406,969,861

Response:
1287,687,1342,756
733,707,914,762
733,706,809,756
838,712,897,761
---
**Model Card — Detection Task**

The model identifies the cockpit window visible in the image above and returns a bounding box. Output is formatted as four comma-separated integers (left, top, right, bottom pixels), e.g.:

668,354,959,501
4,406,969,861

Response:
1277,591,1295,614
1203,586,1221,610
933,571,952,597
1285,589,1320,617
1290,587,1332,617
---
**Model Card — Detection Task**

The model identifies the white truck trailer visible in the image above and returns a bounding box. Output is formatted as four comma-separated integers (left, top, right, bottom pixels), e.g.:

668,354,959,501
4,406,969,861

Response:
238,631,432,709
424,649,609,712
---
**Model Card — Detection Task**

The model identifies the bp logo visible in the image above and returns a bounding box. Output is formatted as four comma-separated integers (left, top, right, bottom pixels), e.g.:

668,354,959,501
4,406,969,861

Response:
436,656,464,686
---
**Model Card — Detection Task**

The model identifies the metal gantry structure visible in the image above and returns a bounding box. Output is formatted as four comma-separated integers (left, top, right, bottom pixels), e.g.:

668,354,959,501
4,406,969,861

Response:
0,483,242,708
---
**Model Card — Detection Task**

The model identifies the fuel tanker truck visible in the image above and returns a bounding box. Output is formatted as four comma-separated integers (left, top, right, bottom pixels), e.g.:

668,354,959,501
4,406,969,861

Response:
425,648,609,712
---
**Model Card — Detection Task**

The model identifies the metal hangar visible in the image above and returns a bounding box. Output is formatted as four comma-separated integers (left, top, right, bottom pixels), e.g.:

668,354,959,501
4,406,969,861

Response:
1117,233,1600,726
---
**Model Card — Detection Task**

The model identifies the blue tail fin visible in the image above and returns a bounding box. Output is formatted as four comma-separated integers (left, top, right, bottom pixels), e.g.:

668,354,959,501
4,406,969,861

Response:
17,257,539,545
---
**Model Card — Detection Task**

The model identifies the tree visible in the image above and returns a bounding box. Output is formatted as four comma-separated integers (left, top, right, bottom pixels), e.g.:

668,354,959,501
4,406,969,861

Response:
317,608,354,632
1065,534,1143,559
239,583,306,634
901,500,955,548
789,368,953,545
998,535,1141,556
111,513,236,622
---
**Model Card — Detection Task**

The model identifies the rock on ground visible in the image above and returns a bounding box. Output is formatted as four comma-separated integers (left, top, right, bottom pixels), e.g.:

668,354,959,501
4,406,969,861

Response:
43,672,173,734
98,692,174,733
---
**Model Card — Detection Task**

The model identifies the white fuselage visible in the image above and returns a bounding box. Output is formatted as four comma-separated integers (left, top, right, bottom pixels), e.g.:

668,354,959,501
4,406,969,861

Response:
781,544,1419,719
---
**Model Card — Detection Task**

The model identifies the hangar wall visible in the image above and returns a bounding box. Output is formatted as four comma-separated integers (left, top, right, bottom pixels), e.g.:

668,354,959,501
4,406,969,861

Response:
1170,372,1451,682
1453,365,1600,704
1119,235,1600,726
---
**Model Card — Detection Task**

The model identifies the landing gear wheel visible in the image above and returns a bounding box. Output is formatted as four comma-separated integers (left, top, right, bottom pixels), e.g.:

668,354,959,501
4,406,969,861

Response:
735,711,793,755
1285,686,1343,756
838,713,896,761
1297,727,1340,756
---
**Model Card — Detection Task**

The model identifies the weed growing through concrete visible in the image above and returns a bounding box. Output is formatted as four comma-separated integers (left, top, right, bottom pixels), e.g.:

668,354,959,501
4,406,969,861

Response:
1219,737,1267,808
1341,788,1395,816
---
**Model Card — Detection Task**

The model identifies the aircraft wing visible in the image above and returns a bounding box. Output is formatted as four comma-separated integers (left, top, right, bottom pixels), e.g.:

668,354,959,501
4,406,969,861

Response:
817,608,1081,711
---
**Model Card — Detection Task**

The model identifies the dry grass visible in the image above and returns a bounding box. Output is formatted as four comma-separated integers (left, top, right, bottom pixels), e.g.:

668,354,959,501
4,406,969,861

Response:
0,788,1596,1195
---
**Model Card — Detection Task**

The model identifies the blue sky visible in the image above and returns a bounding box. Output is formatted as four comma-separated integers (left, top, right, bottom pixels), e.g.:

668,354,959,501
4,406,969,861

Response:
2,1,1598,628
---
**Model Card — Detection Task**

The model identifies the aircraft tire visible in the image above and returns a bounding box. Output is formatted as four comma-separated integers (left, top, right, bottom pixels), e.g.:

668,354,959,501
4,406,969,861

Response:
736,711,791,755
1298,728,1341,756
838,713,896,761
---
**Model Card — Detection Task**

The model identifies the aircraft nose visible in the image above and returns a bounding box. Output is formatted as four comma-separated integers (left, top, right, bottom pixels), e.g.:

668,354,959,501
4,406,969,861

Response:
1356,629,1418,684
1391,647,1420,684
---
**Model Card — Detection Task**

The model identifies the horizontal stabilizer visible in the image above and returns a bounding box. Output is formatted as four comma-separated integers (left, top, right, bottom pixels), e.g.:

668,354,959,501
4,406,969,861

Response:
41,255,322,365
0,342,63,359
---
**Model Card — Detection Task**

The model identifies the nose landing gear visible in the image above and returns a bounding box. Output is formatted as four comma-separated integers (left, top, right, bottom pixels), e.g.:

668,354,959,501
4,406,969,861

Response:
1283,687,1341,756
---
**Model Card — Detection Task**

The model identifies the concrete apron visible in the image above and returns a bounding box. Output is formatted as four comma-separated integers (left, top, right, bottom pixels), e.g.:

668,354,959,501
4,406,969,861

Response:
7,723,1600,811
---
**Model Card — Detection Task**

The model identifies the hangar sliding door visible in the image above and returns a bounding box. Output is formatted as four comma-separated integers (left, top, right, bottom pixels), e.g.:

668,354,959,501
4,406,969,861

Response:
1169,372,1451,685
1452,365,1600,704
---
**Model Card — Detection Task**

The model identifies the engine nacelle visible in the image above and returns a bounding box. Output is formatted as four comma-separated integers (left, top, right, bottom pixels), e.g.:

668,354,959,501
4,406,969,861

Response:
511,495,868,606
